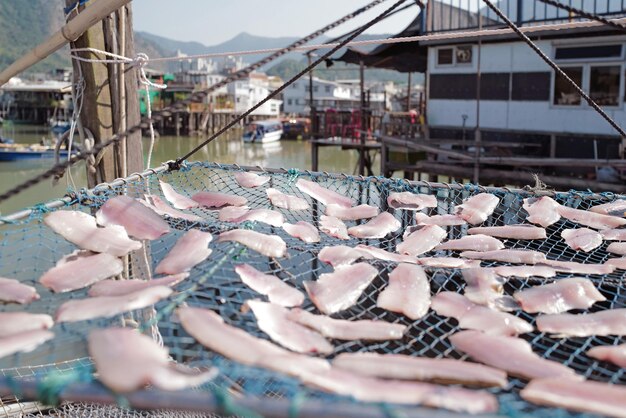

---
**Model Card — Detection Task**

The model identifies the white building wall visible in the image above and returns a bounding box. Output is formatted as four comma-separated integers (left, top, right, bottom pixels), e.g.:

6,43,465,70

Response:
426,35,626,136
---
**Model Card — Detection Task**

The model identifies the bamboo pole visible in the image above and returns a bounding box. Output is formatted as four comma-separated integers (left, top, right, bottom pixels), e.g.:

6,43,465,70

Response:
0,0,131,86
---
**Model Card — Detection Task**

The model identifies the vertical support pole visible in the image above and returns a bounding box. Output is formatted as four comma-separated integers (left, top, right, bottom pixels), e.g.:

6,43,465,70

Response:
406,72,412,112
516,0,523,26
473,9,483,184
311,142,319,172
359,60,366,176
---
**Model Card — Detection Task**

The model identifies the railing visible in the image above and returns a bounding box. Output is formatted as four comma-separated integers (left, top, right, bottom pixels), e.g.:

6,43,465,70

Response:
425,0,626,33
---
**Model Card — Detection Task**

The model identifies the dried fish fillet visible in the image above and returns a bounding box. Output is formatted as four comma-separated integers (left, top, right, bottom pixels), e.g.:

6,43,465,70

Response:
234,171,269,188
521,378,626,418
348,212,401,239
432,292,532,336
514,278,605,314
40,251,123,293
537,309,626,337
325,203,378,221
304,263,378,315
318,245,363,267
493,265,556,278
461,249,546,264
56,286,172,323
523,196,561,228
414,212,466,226
541,259,615,275
141,195,203,223
282,221,320,243
296,178,353,208
354,244,417,264
468,224,546,240
416,257,481,269
607,242,626,255
587,344,626,368
266,188,310,211
234,264,304,307
456,193,499,225
436,235,504,252
45,211,141,257
218,229,287,258
601,228,626,241
96,195,171,240
159,181,198,209
462,268,511,309
319,215,349,240
397,225,446,256
377,263,430,319
561,228,603,252
218,206,284,227
387,192,437,210
332,352,507,387
287,308,406,341
89,328,216,393
0,330,54,360
0,312,53,338
558,205,626,230
155,229,213,274
191,191,247,208
247,300,333,354
451,330,580,380
88,273,189,297
0,277,39,304
606,258,626,270
589,199,626,215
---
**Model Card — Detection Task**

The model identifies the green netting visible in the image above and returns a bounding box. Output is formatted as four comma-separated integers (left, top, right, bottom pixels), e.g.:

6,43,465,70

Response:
1,161,625,417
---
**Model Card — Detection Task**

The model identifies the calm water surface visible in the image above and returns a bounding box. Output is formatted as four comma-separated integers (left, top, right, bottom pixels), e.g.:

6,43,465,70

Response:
0,125,376,214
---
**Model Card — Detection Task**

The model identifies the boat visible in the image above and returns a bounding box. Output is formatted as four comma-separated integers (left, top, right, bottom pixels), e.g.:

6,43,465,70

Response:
0,143,75,161
242,120,283,144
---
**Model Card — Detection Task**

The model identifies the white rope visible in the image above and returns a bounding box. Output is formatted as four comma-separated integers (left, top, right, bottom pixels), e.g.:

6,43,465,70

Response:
73,16,626,65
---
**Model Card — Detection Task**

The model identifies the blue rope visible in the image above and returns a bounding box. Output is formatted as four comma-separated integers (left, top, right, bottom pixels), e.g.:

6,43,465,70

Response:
35,367,93,406
63,0,89,15
288,391,307,418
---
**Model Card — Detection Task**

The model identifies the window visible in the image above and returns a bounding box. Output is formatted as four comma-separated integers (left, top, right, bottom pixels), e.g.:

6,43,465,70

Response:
553,67,583,106
456,46,473,64
325,86,331,93
305,86,311,92
313,86,319,92
287,99,293,105
555,45,622,61
292,83,298,89
437,48,454,65
590,66,620,106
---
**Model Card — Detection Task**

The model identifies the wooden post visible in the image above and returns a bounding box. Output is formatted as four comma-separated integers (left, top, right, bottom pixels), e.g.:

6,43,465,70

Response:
406,72,412,112
359,60,366,176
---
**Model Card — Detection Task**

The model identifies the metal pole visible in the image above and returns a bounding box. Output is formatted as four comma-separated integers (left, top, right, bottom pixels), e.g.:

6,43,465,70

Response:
359,60,366,176
406,72,412,111
307,52,316,138
473,6,483,184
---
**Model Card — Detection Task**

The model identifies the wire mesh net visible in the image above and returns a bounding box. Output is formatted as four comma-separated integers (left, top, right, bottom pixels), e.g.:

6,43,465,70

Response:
1,161,625,417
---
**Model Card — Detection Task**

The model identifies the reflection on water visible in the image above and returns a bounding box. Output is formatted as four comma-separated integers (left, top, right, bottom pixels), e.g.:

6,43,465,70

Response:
0,126,375,214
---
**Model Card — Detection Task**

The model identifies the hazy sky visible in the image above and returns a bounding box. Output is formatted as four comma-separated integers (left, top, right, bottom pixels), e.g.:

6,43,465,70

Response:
132,0,417,46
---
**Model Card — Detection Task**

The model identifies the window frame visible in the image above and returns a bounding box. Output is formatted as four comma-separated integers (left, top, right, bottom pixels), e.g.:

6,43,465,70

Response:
588,63,622,108
436,47,455,67
551,65,585,108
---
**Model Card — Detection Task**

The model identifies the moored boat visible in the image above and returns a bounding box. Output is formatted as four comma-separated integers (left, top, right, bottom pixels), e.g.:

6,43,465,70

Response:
243,120,283,144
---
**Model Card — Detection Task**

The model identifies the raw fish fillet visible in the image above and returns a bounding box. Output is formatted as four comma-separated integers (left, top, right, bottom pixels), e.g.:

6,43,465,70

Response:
318,245,363,267
461,249,546,264
234,171,269,188
514,277,605,314
247,300,332,354
436,235,504,252
523,196,561,228
56,286,172,322
431,292,532,336
287,308,406,340
0,313,53,338
590,199,626,215
234,264,304,307
354,244,417,264
541,259,615,275
219,206,284,227
45,211,141,256
88,273,189,297
397,225,446,256
96,195,171,240
332,352,507,387
40,251,123,293
417,257,481,269
191,191,247,208
0,277,39,304
159,181,198,209
455,193,499,225
462,268,512,309
0,330,54,360
155,230,213,274
325,203,378,221
493,265,556,278
521,378,626,418
218,229,287,258
319,215,349,240
607,242,626,255
283,221,320,243
451,330,580,380
587,344,626,368
266,188,309,211
558,205,626,230
537,309,626,337
347,212,400,239
606,258,626,270
89,328,216,393
387,192,437,210
414,212,466,226
561,228,603,252
141,195,203,223
304,263,378,314
601,228,626,241
300,367,498,414
377,263,430,319
296,178,353,208
468,224,546,240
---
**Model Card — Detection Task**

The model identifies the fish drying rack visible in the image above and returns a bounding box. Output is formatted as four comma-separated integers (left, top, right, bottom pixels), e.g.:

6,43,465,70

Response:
0,161,624,418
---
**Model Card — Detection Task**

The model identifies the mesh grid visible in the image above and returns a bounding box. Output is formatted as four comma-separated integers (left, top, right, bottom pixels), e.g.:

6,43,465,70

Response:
1,161,625,417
